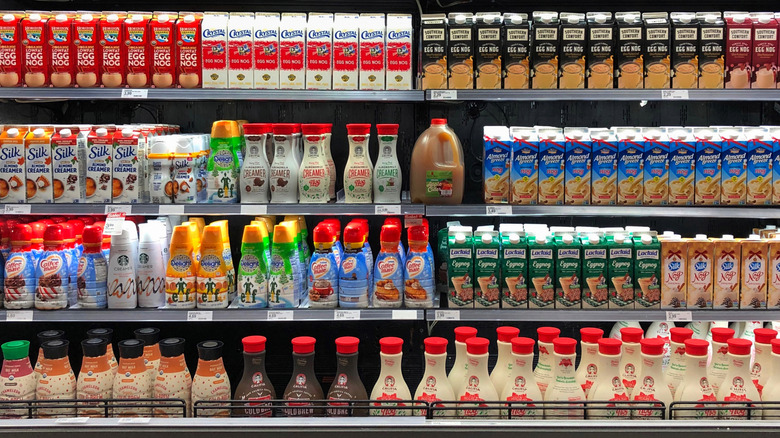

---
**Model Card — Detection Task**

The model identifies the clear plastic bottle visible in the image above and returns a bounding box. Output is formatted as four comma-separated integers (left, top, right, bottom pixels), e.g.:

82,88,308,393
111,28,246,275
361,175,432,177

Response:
373,124,402,203
534,326,560,398
501,337,543,419
665,327,694,398
414,337,455,417
410,118,465,204
544,337,585,420
370,337,411,416
575,327,604,398
343,124,373,203
587,338,630,419
490,326,520,393
448,326,478,396
619,327,644,397
672,339,717,419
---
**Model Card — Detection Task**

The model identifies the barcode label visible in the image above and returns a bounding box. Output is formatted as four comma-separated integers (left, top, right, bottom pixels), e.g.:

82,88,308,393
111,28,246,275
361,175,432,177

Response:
334,310,361,320
430,90,458,100
121,89,149,99
435,310,460,321
666,311,692,322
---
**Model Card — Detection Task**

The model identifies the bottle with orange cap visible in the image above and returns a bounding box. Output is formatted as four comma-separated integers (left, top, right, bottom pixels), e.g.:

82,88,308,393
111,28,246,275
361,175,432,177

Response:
298,124,330,203
338,222,370,308
196,225,230,308
373,224,404,308
77,225,108,309
344,124,374,203
35,224,69,310
308,222,338,309
4,224,35,309
237,225,269,308
165,225,197,309
207,120,240,203
269,222,300,308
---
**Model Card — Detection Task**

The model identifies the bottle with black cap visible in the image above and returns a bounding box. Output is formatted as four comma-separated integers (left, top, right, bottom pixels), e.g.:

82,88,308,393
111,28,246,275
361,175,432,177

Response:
326,336,367,417
153,338,192,417
112,339,152,417
234,335,275,417
134,327,161,379
86,328,118,374
76,337,113,417
36,339,76,418
0,340,35,418
34,329,65,379
283,336,324,417
192,340,231,417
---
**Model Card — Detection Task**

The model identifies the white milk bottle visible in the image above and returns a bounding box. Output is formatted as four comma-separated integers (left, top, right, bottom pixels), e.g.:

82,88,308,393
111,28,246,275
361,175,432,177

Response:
631,338,672,419
751,328,776,396
241,123,271,203
534,327,560,398
575,328,604,397
321,123,336,200
270,124,299,203
646,321,673,369
370,337,411,416
672,339,717,419
587,338,630,419
373,124,402,203
456,337,498,418
137,222,165,308
344,124,374,203
708,327,735,394
414,337,455,417
490,326,519,393
298,124,330,203
107,221,138,309
448,326,478,396
717,338,761,419
544,337,585,419
665,327,694,398
619,327,643,397
501,337,543,419
148,137,174,203
761,338,780,419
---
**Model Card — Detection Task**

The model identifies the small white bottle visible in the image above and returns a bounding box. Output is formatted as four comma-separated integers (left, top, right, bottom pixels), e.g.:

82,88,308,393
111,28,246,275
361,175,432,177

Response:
673,339,717,419
534,326,560,398
148,138,173,204
761,338,780,419
544,337,585,419
646,321,673,369
269,124,299,203
448,326,478,397
490,326,519,393
752,328,777,396
665,327,694,398
717,338,761,419
343,124,373,204
587,338,630,419
456,337,498,418
107,221,138,309
706,321,729,367
619,327,643,398
298,125,330,203
575,327,603,398
414,337,455,417
136,223,165,308
373,124,402,204
501,337,543,419
609,321,643,340
631,338,672,419
370,337,412,416
240,123,271,203
708,327,735,394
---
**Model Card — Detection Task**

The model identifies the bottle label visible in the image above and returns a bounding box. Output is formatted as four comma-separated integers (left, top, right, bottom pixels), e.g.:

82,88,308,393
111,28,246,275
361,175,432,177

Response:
373,251,403,307
238,253,268,308
36,252,68,309
344,138,373,203
425,170,454,197
308,253,338,308
269,253,296,308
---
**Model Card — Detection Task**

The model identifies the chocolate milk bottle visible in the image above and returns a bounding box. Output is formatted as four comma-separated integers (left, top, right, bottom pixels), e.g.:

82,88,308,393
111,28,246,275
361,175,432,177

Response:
447,13,474,89
616,12,643,88
586,13,614,89
671,13,699,88
283,336,324,417
502,13,530,89
234,336,275,417
474,13,502,89
559,13,586,89
697,12,725,89
419,14,447,90
750,13,778,88
532,12,559,89
326,336,367,417
724,12,752,89
643,12,671,89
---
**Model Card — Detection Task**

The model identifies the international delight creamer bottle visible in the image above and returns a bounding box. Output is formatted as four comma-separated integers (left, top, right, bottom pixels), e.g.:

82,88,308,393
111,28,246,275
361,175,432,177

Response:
165,225,197,308
196,225,229,308
208,121,240,203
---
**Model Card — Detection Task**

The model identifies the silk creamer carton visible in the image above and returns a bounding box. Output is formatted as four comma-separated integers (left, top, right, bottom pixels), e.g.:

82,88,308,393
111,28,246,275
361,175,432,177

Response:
386,14,413,90
306,13,333,90
201,12,228,88
51,126,86,203
279,13,306,89
25,127,54,203
86,126,113,203
253,13,279,89
227,12,253,89
589,128,617,205
0,126,28,203
332,13,359,90
509,127,538,205
359,13,386,90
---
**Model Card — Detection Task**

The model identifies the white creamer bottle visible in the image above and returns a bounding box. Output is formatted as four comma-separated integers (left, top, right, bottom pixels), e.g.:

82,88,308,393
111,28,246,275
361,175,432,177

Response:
448,326,478,397
107,221,138,309
456,337,498,418
646,321,673,369
322,124,336,200
269,123,299,203
414,337,455,417
708,327,735,394
717,338,761,419
706,321,729,367
544,337,585,420
575,327,603,398
672,339,717,419
370,337,412,416
373,124,402,203
490,326,519,394
631,338,672,419
137,222,165,308
761,338,780,419
298,124,330,203
534,326,560,398
172,136,197,204
240,123,271,203
619,327,644,397
665,327,694,398
344,124,373,203
587,338,630,419
501,337,543,419
752,328,777,396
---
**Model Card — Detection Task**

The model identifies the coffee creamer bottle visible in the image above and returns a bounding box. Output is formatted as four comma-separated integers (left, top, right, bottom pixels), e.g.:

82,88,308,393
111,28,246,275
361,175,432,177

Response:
619,327,643,397
415,337,455,417
283,336,324,417
717,338,761,419
501,337,543,419
269,124,299,203
631,338,672,419
134,327,161,380
673,339,717,419
761,339,780,419
137,222,165,308
113,339,153,417
490,326,520,394
165,225,197,309
107,221,138,309
456,337,498,418
344,124,374,203
238,225,269,308
298,124,330,203
208,121,240,203
0,340,35,418
545,337,585,419
534,327,560,398
191,340,231,417
338,225,370,308
373,124,402,203
241,124,271,203
308,223,338,309
575,328,603,397
86,328,117,374
371,337,412,416
448,326,478,396
3,225,35,309
34,330,65,380
405,225,435,307
153,338,192,417
373,224,404,308
36,339,76,418
269,223,299,308
326,336,368,417
665,327,694,398
148,137,174,203
35,225,69,310
76,338,113,417
587,338,630,419
234,336,275,417
196,225,229,308
61,223,79,307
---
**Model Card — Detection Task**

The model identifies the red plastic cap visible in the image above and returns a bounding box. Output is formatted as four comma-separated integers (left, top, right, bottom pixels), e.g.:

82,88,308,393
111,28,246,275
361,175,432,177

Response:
31,222,47,239
313,223,334,244
497,326,520,343
11,224,32,243
598,338,622,355
38,219,54,225
346,124,371,136
335,336,360,355
242,335,267,353
291,336,316,354
384,217,401,228
640,338,665,356
711,327,736,343
670,327,694,344
0,222,7,240
273,123,297,136
684,339,709,356
511,337,535,355
377,124,399,136
580,328,604,344
380,224,401,243
537,327,561,343
343,224,363,244
314,123,332,133
772,339,780,355
81,217,96,225
82,226,103,245
380,337,404,355
408,225,428,243
620,327,644,343
754,328,778,345
728,338,752,356
67,219,85,237
301,124,323,136
44,225,64,243
454,326,478,343
431,118,447,125
424,337,448,355
553,337,577,355
243,123,272,135
60,222,74,241
466,337,489,355
323,219,341,237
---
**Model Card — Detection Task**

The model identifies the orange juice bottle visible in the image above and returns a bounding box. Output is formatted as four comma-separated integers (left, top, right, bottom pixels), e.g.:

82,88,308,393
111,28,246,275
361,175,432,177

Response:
165,225,197,309
410,119,465,204
196,225,229,309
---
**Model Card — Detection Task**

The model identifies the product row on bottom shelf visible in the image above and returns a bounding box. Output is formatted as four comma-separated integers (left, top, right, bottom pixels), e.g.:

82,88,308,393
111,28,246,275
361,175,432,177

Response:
1,320,780,420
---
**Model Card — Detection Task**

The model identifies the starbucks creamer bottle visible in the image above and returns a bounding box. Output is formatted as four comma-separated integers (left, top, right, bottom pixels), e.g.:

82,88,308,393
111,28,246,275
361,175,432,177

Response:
414,337,455,417
344,124,374,203
165,225,197,308
501,337,543,419
196,225,229,308
208,121,241,203
373,124,402,203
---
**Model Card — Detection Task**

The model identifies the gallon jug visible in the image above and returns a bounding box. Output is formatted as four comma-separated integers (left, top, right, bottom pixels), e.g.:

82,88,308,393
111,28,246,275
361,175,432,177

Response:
410,118,464,204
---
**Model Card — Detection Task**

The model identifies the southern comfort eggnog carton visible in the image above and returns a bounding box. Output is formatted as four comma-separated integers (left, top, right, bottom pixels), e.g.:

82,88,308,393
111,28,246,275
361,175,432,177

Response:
531,12,559,89
333,13,358,90
0,11,23,87
21,11,49,87
559,13,586,89
419,14,447,90
670,12,699,89
175,12,202,89
587,12,615,89
359,13,386,90
124,12,152,88
73,12,100,87
724,12,752,89
667,128,695,205
24,126,54,203
306,13,333,90
750,12,778,89
643,12,671,89
713,234,740,309
47,12,75,87
149,12,176,88
0,126,28,203
502,13,530,89
386,14,412,90
279,13,306,89
616,12,643,88
697,12,725,89
228,12,254,89
201,12,228,88
446,13,473,90
253,13,279,89
98,12,126,88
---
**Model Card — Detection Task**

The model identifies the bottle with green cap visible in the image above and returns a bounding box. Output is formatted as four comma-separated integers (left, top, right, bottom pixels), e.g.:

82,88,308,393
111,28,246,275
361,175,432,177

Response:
238,225,269,308
0,340,35,418
269,223,300,308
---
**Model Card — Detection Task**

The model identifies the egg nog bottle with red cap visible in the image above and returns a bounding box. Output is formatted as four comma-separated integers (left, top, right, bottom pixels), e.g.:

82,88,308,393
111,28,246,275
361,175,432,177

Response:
448,326,477,396
717,338,761,419
751,328,777,396
344,124,373,203
708,327,735,394
298,124,330,203
456,337,498,418
414,337,455,417
761,339,780,419
673,339,717,419
575,328,604,397
631,338,672,419
619,327,643,397
501,337,543,419
534,326,560,398
490,326,520,393
664,327,693,397
371,337,411,416
587,338,630,419
544,337,585,419
326,336,367,417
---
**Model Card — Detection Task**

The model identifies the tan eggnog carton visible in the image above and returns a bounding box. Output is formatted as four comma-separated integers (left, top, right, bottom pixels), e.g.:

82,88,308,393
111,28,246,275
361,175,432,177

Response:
687,235,713,308
24,126,54,203
713,234,740,309
661,236,687,309
279,13,306,89
306,13,333,90
0,126,28,203
175,12,202,89
227,12,254,89
253,13,279,89
386,14,412,90
333,13,359,90
201,12,228,88
741,235,768,309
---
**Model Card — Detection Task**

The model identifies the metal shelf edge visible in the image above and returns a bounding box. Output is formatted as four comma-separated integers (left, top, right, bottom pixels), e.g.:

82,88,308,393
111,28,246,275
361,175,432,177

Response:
0,89,424,102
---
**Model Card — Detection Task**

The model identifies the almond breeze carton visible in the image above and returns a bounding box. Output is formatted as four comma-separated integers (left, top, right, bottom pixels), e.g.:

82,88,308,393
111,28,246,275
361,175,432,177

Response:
563,127,591,205
693,127,722,205
253,13,280,89
536,127,564,205
634,231,661,309
306,13,333,90
482,126,510,204
500,225,527,308
667,128,695,205
607,231,634,309
333,13,359,90
0,126,28,203
718,127,747,205
447,226,474,308
554,231,582,309
509,127,538,205
714,234,740,309
642,127,670,205
661,236,687,309
615,127,644,205
24,126,54,203
745,127,772,205
589,128,617,205
764,126,780,204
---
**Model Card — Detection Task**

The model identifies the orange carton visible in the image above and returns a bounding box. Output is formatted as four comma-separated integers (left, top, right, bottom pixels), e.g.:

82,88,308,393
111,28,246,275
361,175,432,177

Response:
661,237,687,309
687,235,713,308
741,235,767,309
769,237,780,308
0,125,29,203
714,234,740,309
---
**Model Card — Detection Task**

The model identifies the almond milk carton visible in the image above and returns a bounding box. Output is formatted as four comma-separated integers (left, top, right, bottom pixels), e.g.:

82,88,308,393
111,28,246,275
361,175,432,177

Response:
279,13,306,89
741,235,768,309
0,11,23,87
52,126,85,203
359,13,386,90
661,236,687,309
386,14,412,90
745,127,772,205
693,127,722,205
615,127,644,205
73,12,100,88
306,13,333,90
764,125,780,204
332,13,358,90
714,234,740,309
719,127,747,205
149,12,176,88
509,126,539,205
228,12,253,89
563,127,591,205
98,12,126,88
47,12,75,87
112,127,143,203
125,12,152,88
24,126,54,203
667,128,695,205
768,237,780,308
536,127,565,205
0,126,28,203
86,126,114,203
201,12,228,88
642,127,670,205
21,11,49,87
175,12,202,89
687,234,713,308
253,12,279,89
589,128,617,205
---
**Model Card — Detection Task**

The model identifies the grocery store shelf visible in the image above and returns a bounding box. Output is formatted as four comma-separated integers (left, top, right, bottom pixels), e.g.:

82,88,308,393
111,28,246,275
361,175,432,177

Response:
0,88,425,102
427,309,780,322
425,204,780,219
1,203,425,216
426,88,780,102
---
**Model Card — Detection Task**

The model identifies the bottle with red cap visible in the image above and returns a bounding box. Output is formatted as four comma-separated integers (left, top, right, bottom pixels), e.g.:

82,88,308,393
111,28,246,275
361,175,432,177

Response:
373,124,402,204
534,327,560,398
269,123,300,204
327,336,368,417
708,327,735,394
372,224,404,307
575,327,604,397
283,336,324,417
307,223,339,309
298,124,330,204
414,337,455,417
751,328,777,396
384,217,406,263
60,222,79,307
587,338,630,419
315,124,336,201
370,337,412,416
30,221,46,262
501,337,543,419
544,337,584,419
490,326,520,393
234,335,276,417
240,123,272,203
4,224,36,309
448,326,478,396
344,124,373,204
619,327,643,397
717,338,761,419
35,224,69,310
631,338,672,419
761,339,780,419
672,339,716,419
456,337,498,417
410,118,465,204
404,225,434,307
665,327,694,397
339,223,370,308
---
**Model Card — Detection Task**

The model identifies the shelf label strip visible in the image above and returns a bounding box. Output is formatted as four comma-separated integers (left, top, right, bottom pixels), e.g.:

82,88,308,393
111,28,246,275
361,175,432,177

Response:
187,311,213,321
334,309,361,320
434,310,460,321
267,310,294,321
661,90,689,100
121,89,149,99
240,205,269,215
430,90,458,100
392,309,418,320
4,204,31,215
159,205,186,215
6,310,33,322
375,205,402,215
105,205,132,215
486,205,512,215
666,311,692,322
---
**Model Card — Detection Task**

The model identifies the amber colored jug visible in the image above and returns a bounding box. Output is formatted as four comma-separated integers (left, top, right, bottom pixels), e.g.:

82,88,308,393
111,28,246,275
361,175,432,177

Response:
410,119,465,204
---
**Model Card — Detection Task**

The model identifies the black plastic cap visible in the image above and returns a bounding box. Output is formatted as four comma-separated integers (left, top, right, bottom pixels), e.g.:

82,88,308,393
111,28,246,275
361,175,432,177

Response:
41,340,69,360
134,327,160,346
118,339,145,359
86,328,113,344
197,340,223,361
37,330,65,347
159,338,186,358
81,338,107,358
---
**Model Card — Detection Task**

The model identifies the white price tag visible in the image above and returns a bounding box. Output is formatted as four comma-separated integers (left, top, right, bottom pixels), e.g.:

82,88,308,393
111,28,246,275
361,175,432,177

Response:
104,205,132,214
486,205,512,215
6,310,33,321
334,309,360,320
101,212,126,236
267,310,294,321
4,204,31,215
404,214,423,228
661,90,689,100
392,310,418,320
240,204,268,215
435,310,460,321
121,89,148,99
666,311,692,322
186,311,213,321
430,90,458,100
118,417,151,424
158,205,185,215
56,417,89,424
375,204,401,215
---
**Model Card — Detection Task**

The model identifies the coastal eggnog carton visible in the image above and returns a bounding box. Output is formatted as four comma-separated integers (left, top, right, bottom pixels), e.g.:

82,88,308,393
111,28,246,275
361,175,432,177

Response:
692,127,722,205
149,12,176,88
661,236,687,309
419,14,447,90
670,12,699,89
305,13,333,90
175,12,202,89
253,13,279,89
474,12,502,90
589,128,617,205
98,12,126,88
531,12,559,89
718,127,747,205
279,13,306,89
687,235,713,308
745,127,772,205
24,126,54,203
697,12,725,89
642,12,671,89
502,13,530,89
482,126,510,204
47,12,75,87
124,12,152,88
73,12,100,88
741,235,767,309
768,237,780,308
0,126,28,203
586,12,615,89
713,234,740,309
385,14,412,90
112,127,143,203
86,125,114,203
0,11,23,87
750,12,778,88
642,127,670,205
559,13,586,89
227,12,254,89
724,12,752,89
21,11,49,87
633,231,661,309
509,126,538,204
333,13,359,90
563,127,591,205
201,12,228,89
51,126,86,203
667,128,695,205
536,127,565,205
359,13,386,90
616,12,644,88
447,226,474,308
615,127,644,205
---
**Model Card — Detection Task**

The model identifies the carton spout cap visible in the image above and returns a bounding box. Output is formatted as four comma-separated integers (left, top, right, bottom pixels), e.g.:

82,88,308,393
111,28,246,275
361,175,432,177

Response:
80,14,93,22
454,232,466,244
508,233,520,244
2,14,14,23
96,127,108,137
588,234,599,244
56,14,67,23
759,14,772,24
567,15,578,24
535,234,546,244
481,233,492,244
33,128,44,138
107,14,119,22
695,234,708,240
510,16,523,24
705,14,717,23
7,128,18,138
734,14,747,23
183,15,195,23
29,14,41,22
595,14,607,24
722,234,734,240
455,14,467,24
59,128,71,137
641,234,652,245
614,233,626,243
541,13,554,23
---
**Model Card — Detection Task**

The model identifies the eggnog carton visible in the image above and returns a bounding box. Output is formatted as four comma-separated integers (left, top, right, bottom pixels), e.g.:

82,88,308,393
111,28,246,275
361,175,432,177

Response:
724,12,752,89
124,12,152,88
279,13,306,89
768,237,780,308
0,126,28,203
589,128,617,205
112,127,143,203
253,12,279,89
227,12,253,89
687,235,714,308
0,11,23,87
745,127,772,205
86,125,114,203
201,12,228,88
175,12,202,89
21,11,49,87
693,127,722,205
750,12,778,89
509,127,539,205
615,127,644,205
24,126,54,203
332,13,359,90
713,235,740,309
642,127,670,205
47,12,75,87
386,14,412,90
563,127,591,205
718,127,747,205
98,12,126,88
741,235,767,309
73,11,100,88
661,237,687,309
359,13,386,90
667,128,695,205
305,13,333,90
149,12,177,88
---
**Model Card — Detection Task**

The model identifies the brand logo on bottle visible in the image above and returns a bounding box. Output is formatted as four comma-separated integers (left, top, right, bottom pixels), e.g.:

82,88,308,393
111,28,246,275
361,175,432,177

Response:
337,373,347,386
388,30,411,40
558,358,573,367
335,30,357,40
240,255,260,273
4,256,26,277
203,28,226,38
213,149,235,167
405,256,425,277
200,254,222,272
295,373,306,386
311,258,331,278
40,254,63,276
377,258,398,277
341,257,357,274
252,372,264,384
281,29,303,39
170,254,192,272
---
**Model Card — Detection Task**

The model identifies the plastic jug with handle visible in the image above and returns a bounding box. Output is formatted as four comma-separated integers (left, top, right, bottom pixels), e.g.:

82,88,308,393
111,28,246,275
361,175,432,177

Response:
410,119,465,204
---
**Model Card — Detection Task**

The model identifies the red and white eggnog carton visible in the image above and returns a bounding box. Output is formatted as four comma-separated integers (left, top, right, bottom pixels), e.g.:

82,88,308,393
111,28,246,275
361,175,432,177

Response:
124,12,151,88
149,11,176,88
253,12,279,89
98,12,126,88
21,11,49,87
0,11,23,87
279,13,306,89
73,11,100,88
175,12,201,89
385,14,412,90
359,13,386,90
332,13,359,90
228,12,254,89
306,13,333,90
201,11,228,88
750,12,778,89
724,11,752,89
47,12,75,87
